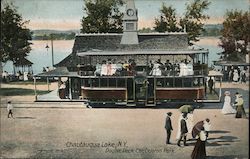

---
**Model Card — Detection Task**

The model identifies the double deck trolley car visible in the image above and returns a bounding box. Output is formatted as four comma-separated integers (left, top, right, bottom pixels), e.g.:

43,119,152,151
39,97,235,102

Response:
76,48,208,106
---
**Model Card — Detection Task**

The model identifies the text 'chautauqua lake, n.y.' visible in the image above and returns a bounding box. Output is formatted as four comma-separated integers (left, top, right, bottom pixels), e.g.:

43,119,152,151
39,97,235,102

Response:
65,141,174,153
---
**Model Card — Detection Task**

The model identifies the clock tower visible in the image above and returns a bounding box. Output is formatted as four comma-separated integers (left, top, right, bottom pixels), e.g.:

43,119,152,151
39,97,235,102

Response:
120,0,139,45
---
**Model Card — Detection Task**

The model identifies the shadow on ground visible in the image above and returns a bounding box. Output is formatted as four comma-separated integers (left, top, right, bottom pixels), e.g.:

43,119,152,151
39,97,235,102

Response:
15,116,36,119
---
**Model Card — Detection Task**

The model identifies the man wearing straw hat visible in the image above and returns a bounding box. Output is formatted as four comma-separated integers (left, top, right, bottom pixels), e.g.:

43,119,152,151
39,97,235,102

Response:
164,112,173,144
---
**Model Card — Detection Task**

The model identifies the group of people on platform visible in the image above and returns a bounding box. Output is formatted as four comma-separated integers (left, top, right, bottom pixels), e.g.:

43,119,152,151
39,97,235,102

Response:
93,58,197,77
222,66,248,83
222,91,246,118
149,59,194,76
165,110,211,159
94,59,136,76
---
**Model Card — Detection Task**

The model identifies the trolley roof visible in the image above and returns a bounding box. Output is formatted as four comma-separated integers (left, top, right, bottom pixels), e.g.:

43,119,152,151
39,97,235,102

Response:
77,49,209,57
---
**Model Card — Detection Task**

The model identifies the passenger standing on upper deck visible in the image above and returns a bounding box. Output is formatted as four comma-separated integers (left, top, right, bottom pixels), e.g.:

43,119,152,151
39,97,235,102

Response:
240,68,246,83
187,61,194,75
179,60,187,76
179,60,184,76
94,63,101,76
164,60,172,76
151,61,162,76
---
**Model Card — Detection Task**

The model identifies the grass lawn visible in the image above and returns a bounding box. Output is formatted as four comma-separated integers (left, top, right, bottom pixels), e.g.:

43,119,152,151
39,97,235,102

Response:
0,88,51,96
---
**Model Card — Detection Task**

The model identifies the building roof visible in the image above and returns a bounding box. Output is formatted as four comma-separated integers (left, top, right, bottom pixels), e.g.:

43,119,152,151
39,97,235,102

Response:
35,67,78,77
55,32,191,67
14,58,33,66
77,49,208,56
72,33,189,53
54,53,77,68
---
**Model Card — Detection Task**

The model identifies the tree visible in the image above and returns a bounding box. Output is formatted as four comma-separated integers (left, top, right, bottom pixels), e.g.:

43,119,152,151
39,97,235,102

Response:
219,10,250,61
154,5,180,33
154,0,210,45
1,3,32,64
139,27,153,33
81,0,124,33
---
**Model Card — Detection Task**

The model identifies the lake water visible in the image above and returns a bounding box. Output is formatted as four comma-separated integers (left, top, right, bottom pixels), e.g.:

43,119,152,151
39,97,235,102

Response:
3,37,222,74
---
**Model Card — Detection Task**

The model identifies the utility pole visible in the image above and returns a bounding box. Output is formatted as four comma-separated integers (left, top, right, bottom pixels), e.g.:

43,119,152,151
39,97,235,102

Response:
45,34,54,67
51,34,54,67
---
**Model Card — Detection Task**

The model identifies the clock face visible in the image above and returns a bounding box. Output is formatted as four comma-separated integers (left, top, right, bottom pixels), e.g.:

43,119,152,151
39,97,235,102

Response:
127,9,134,16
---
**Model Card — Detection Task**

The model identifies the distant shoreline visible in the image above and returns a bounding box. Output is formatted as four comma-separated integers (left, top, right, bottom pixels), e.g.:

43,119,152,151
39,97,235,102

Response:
31,36,221,41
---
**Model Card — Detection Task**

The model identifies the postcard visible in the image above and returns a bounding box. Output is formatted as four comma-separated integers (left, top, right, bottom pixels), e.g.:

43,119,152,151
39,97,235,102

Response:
1,0,249,158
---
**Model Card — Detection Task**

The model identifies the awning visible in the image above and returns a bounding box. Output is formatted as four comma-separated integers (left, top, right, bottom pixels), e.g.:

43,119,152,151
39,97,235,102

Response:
208,70,223,77
77,49,209,56
213,60,250,66
34,67,78,77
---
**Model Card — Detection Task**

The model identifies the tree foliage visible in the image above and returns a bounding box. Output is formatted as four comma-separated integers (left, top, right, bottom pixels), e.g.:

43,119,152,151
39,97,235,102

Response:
154,0,210,45
1,3,32,63
154,5,180,32
81,0,124,33
219,10,250,61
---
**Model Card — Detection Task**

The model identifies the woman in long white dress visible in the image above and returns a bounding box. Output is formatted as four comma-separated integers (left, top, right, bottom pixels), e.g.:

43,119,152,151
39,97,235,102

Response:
151,61,162,76
221,91,236,114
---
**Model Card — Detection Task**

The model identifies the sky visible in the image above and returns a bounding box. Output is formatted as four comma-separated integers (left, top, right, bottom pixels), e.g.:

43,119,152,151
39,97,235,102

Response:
2,0,249,30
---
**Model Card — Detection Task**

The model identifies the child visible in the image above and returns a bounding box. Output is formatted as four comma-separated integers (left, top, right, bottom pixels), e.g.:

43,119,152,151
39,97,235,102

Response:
7,101,14,118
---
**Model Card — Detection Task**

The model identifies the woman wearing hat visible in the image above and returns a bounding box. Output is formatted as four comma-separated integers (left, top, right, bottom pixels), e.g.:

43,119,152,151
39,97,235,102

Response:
221,91,236,114
234,93,246,118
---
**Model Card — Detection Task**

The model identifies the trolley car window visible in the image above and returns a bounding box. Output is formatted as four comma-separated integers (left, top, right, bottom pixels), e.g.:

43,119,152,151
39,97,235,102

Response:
100,78,108,87
91,78,99,87
156,78,164,87
165,78,174,87
174,78,182,87
109,78,116,87
183,78,192,87
117,78,125,87
83,79,91,87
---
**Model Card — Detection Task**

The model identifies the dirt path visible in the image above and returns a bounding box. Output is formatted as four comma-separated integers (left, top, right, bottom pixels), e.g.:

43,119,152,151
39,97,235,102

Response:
0,108,248,159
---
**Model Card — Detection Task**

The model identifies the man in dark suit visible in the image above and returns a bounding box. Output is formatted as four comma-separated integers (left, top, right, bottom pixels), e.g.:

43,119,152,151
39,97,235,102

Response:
165,112,173,144
177,113,188,147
